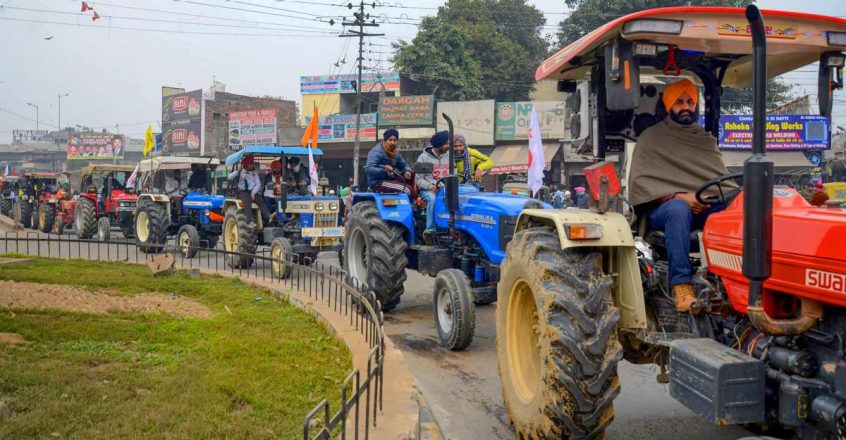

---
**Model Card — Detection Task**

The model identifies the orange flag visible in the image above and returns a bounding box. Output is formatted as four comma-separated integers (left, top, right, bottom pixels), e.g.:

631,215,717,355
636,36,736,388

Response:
81,1,92,12
300,105,319,148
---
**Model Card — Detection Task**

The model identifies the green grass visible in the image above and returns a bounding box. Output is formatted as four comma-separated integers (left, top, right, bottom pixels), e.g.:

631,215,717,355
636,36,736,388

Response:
0,257,352,439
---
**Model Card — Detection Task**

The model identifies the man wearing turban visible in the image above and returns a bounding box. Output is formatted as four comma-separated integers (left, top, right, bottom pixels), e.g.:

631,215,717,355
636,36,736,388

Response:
365,128,413,196
629,78,731,313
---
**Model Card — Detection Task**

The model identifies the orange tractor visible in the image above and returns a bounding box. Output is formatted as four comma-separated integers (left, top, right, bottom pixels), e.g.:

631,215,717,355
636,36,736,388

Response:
496,5,846,440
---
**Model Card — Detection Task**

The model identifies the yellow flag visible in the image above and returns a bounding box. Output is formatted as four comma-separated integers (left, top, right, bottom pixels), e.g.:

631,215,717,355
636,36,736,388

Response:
143,124,154,156
300,105,319,148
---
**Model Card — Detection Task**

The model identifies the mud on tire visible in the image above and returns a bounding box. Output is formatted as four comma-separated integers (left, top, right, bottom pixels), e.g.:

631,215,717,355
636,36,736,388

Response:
496,227,622,439
342,201,407,312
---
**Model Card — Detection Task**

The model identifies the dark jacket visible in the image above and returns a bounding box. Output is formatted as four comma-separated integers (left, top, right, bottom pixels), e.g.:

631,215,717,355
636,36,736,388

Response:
365,143,411,189
577,193,590,209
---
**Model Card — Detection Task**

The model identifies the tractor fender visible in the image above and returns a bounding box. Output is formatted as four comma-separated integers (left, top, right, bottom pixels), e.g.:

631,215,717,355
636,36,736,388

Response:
351,193,414,244
137,194,171,221
516,209,647,331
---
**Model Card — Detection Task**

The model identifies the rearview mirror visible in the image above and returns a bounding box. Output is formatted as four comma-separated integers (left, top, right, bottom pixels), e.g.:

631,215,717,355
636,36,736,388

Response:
818,52,845,118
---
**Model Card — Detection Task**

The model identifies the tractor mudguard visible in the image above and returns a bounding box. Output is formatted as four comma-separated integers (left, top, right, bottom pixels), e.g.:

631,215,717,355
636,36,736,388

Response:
351,193,414,244
516,209,647,331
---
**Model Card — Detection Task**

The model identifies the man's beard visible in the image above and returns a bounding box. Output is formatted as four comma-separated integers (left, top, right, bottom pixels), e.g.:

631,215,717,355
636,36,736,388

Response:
670,110,695,125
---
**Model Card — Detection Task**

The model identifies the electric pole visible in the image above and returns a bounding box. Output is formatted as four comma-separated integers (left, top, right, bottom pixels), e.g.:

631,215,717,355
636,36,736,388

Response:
340,1,382,186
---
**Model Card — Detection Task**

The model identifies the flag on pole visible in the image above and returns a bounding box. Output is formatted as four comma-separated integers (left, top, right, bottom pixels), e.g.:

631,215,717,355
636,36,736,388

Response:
2,163,7,177
143,125,154,157
125,164,139,189
300,105,319,148
526,105,545,197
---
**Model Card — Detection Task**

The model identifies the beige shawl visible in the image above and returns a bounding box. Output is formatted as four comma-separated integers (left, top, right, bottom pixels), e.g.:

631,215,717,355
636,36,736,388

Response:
629,118,730,206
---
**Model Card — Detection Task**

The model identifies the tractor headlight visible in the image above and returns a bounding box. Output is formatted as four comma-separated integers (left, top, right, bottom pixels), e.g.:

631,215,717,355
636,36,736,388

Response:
329,202,338,211
622,19,683,35
828,32,846,47
315,203,325,211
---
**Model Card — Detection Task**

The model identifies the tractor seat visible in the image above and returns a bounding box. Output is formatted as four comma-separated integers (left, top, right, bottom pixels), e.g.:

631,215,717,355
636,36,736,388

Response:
644,229,701,254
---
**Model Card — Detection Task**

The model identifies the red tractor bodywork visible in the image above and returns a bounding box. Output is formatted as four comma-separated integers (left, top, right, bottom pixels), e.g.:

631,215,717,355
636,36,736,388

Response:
704,189,846,315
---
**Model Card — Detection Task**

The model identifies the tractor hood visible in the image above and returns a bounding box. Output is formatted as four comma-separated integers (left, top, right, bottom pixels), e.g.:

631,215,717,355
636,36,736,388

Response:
458,189,549,218
183,192,225,210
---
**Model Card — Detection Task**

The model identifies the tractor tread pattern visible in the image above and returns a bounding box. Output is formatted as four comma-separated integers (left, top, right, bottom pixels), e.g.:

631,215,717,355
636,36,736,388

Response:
137,201,168,253
76,198,98,239
225,208,256,269
40,204,55,233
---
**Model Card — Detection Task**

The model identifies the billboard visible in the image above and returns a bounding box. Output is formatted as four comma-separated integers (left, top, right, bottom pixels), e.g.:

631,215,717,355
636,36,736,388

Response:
718,115,830,150
435,100,496,146
67,133,125,160
378,95,434,127
495,101,568,141
305,113,377,143
162,89,203,155
300,72,401,95
228,109,277,149
12,130,48,144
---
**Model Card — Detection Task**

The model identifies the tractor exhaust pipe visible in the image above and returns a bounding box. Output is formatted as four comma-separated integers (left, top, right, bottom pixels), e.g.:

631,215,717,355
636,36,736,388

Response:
743,5,820,335
442,113,459,239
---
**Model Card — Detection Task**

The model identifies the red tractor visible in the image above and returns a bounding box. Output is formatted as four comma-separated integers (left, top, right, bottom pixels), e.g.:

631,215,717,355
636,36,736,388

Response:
13,172,61,230
37,179,76,235
497,6,846,440
73,165,138,240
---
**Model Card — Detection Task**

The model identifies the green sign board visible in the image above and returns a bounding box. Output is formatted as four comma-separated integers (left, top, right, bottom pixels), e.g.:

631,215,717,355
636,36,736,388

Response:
378,95,434,127
495,101,567,141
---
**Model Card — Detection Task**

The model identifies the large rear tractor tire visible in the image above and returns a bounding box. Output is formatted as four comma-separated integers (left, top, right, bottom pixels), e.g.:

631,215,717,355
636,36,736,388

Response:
20,202,33,229
74,197,98,239
342,201,407,312
433,269,475,351
39,204,55,234
270,237,294,279
177,224,200,258
135,201,167,254
0,198,12,217
496,227,622,440
223,208,256,269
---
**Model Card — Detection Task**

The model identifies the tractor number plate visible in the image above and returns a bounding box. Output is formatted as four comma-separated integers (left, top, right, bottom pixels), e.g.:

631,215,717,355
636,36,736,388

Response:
301,227,344,238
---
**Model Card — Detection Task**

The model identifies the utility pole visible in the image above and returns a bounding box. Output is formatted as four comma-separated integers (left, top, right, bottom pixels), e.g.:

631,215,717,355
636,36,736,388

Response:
58,92,69,132
26,102,39,132
340,1,382,186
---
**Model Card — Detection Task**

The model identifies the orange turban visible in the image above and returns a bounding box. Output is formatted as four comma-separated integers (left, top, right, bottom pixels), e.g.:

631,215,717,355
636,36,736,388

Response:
662,79,698,112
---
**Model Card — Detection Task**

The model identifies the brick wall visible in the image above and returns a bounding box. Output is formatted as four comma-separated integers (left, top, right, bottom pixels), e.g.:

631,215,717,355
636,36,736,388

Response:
204,92,299,159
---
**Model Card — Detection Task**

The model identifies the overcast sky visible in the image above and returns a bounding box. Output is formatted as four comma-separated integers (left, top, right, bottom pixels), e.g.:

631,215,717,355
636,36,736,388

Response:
0,0,844,143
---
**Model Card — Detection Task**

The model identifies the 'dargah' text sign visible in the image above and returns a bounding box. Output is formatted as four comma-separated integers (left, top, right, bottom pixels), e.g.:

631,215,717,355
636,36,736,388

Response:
378,95,434,127
718,114,830,150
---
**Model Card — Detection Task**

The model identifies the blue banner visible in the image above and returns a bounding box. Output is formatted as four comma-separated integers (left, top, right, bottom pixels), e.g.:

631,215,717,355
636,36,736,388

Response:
717,114,830,151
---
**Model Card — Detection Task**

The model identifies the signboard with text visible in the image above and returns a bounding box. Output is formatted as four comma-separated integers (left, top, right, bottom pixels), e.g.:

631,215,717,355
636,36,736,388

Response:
378,95,434,127
162,89,203,155
718,114,830,150
495,101,567,141
300,72,401,95
67,133,125,160
305,113,378,143
12,130,48,144
228,109,277,149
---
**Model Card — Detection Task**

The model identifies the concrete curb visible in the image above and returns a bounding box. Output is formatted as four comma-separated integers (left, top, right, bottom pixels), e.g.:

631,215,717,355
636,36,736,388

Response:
418,393,445,440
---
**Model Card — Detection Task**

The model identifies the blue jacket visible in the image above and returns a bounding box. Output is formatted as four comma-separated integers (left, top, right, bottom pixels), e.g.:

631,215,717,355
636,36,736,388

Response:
365,143,411,189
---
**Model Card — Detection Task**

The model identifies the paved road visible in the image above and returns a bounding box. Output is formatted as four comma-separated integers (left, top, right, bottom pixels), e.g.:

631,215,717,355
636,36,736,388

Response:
0,221,756,439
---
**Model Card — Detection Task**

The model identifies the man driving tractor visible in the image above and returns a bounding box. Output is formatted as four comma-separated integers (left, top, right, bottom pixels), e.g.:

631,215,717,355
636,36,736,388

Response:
629,78,731,313
365,128,413,196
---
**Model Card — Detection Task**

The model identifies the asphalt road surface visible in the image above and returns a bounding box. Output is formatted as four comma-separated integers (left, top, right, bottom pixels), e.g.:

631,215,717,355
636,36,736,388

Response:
0,222,757,439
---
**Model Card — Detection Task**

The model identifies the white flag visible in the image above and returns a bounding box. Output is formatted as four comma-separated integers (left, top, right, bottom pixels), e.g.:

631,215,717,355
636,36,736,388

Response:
526,106,545,197
307,146,319,196
2,163,7,177
125,163,140,189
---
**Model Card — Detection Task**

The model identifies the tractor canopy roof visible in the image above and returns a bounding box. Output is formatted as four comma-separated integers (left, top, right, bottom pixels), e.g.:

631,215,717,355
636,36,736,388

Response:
79,165,136,175
224,145,324,166
137,156,221,171
22,172,61,178
537,7,846,86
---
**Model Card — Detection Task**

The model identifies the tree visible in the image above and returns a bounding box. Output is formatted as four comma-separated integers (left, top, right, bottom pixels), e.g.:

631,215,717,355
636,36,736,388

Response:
392,0,548,101
556,0,794,112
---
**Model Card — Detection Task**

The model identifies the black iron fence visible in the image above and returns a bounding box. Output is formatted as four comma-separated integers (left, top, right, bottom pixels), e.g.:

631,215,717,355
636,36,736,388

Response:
0,231,384,440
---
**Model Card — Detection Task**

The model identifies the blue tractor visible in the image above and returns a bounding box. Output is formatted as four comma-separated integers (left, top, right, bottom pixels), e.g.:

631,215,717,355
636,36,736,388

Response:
134,156,225,257
222,146,343,274
343,114,549,350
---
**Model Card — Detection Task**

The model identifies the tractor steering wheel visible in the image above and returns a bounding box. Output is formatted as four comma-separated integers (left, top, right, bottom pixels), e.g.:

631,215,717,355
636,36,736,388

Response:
695,172,743,206
435,174,467,189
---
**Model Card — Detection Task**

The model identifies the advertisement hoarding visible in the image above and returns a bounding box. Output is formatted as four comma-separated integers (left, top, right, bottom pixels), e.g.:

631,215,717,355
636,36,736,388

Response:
300,72,401,95
161,89,203,155
378,95,434,127
717,114,830,150
435,100,496,146
304,113,378,143
495,101,568,141
228,109,277,149
12,130,48,144
67,133,125,160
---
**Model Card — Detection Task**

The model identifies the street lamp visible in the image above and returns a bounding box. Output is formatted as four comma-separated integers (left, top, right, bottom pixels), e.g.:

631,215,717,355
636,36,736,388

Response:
58,93,69,131
26,102,39,131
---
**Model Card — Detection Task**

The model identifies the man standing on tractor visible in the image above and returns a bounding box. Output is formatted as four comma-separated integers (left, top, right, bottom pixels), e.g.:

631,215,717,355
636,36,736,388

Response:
415,130,451,235
228,156,269,229
187,164,208,192
453,133,493,185
365,128,413,196
629,78,732,313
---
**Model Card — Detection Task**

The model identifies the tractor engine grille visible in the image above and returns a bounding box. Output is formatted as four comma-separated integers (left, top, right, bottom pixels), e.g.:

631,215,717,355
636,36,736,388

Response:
314,213,338,228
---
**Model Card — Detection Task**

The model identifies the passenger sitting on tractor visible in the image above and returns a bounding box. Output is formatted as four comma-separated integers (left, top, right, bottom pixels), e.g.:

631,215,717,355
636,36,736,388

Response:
810,182,830,207
366,128,413,196
187,164,208,192
165,170,187,214
628,78,731,313
263,160,284,199
56,182,70,200
286,157,309,196
453,133,493,185
227,156,270,229
415,130,451,234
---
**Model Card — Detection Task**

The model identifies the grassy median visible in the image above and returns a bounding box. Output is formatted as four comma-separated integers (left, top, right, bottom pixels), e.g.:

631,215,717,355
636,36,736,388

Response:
0,257,351,439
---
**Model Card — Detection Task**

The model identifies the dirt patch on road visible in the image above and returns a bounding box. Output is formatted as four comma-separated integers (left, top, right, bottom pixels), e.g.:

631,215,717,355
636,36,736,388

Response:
0,332,25,345
0,281,213,318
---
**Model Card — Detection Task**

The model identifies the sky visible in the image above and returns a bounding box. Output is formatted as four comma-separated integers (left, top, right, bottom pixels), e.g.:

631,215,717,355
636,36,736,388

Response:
0,0,844,143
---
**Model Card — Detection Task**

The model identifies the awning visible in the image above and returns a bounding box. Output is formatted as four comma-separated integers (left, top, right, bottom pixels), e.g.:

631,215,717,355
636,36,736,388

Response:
721,151,813,175
488,143,560,175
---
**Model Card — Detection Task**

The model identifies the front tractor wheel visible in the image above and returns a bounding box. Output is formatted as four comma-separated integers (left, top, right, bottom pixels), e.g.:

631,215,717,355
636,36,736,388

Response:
97,217,111,242
342,201,408,312
223,208,256,269
496,227,622,440
270,237,294,279
177,224,200,258
433,269,475,351
39,204,55,234
75,197,98,239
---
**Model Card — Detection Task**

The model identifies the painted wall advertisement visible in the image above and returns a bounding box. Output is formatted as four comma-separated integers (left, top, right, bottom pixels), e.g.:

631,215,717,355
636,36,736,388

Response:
495,101,567,141
228,109,277,149
300,72,401,95
717,115,830,150
378,95,434,127
161,89,203,155
435,100,495,146
305,113,377,143
67,133,125,160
